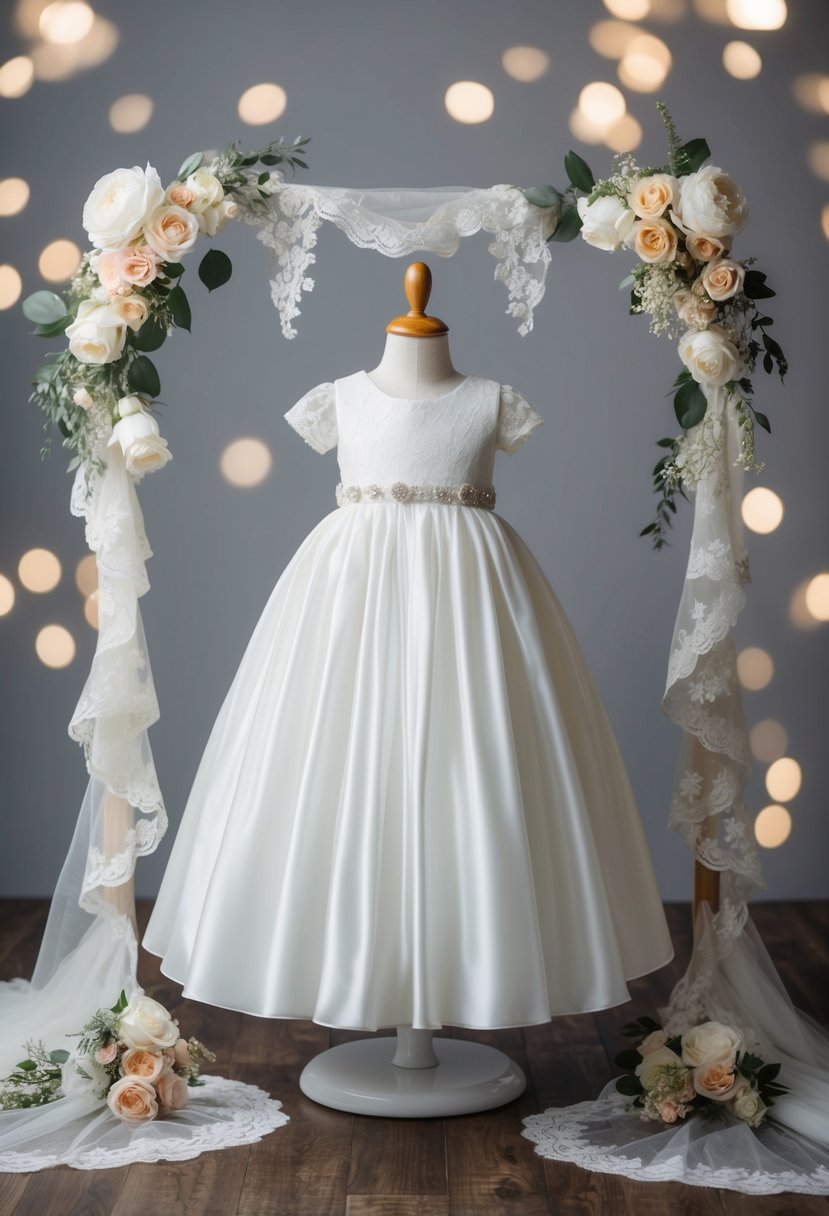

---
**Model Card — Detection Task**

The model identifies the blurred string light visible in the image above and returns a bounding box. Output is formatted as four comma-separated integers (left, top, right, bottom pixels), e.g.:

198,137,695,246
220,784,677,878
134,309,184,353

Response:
0,178,30,216
11,1,118,83
220,438,273,487
74,553,97,597
807,143,829,183
765,756,801,802
693,0,731,22
647,0,687,17
736,645,773,691
726,0,787,29
792,75,829,115
805,573,829,622
0,575,15,617
723,40,762,78
0,265,23,309
238,83,287,125
604,112,643,150
789,579,822,631
589,21,642,59
35,623,75,668
38,238,81,282
83,590,99,630
617,33,673,91
822,203,829,244
754,804,791,848
603,0,650,18
444,81,495,124
19,548,61,593
502,46,550,82
741,486,783,533
109,93,153,134
579,81,626,125
0,56,34,98
39,1,94,43
750,718,788,763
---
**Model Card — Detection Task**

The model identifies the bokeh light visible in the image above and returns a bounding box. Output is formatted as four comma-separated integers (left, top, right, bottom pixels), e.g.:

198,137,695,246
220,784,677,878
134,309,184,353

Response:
569,107,607,145
502,46,550,82
736,646,773,691
741,486,783,534
83,589,99,630
0,178,30,217
0,574,15,616
444,81,495,124
792,75,829,115
39,1,94,43
618,33,672,91
765,757,802,803
579,81,626,126
38,238,81,282
822,203,829,244
0,265,23,310
694,0,731,21
74,553,98,597
807,142,829,183
220,438,273,487
750,718,788,763
109,93,153,134
789,579,821,631
723,40,762,78
0,55,34,98
648,0,687,17
18,548,61,593
237,83,287,125
754,804,792,848
589,20,641,58
35,624,76,668
726,0,787,29
604,112,643,151
603,0,650,17
805,572,829,622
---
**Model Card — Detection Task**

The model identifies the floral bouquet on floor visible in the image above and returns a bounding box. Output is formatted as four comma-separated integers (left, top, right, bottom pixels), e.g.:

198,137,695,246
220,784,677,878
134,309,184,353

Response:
0,992,214,1124
614,1017,788,1128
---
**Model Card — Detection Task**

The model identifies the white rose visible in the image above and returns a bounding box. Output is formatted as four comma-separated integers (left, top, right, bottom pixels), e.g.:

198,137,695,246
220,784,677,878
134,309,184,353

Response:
627,173,677,220
701,257,745,302
729,1083,768,1127
65,299,127,365
82,163,165,251
680,1020,743,1068
576,194,635,252
184,168,224,214
117,995,179,1049
144,205,200,261
635,1045,683,1089
109,293,149,332
678,325,743,387
117,393,147,418
675,167,749,239
109,411,173,482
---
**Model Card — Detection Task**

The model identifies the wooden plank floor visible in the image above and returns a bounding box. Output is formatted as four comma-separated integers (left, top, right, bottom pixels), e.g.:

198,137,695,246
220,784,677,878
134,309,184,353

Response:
0,900,828,1215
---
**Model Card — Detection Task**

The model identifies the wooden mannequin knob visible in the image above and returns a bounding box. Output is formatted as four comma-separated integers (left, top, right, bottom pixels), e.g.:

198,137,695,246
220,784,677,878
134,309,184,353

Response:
386,262,449,337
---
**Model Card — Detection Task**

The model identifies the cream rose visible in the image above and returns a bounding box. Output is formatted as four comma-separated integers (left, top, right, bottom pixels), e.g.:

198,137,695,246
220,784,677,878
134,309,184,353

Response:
576,194,635,252
73,387,94,410
675,166,749,239
198,197,238,237
173,1038,193,1071
637,1029,669,1057
635,1045,683,1089
110,294,149,332
673,287,718,330
628,173,677,220
701,257,745,302
144,205,200,261
686,232,729,263
629,217,678,264
109,410,173,482
118,995,180,1050
121,1047,165,1084
693,1060,740,1103
678,325,743,386
680,1021,743,1068
106,1075,158,1124
729,1083,768,1127
185,168,224,214
82,164,165,251
166,182,197,208
66,300,127,365
117,393,146,418
94,1042,118,1065
657,1100,683,1123
155,1066,190,1111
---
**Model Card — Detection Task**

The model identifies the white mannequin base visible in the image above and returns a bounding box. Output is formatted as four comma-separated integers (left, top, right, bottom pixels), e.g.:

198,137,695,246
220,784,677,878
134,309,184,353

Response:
299,1028,527,1118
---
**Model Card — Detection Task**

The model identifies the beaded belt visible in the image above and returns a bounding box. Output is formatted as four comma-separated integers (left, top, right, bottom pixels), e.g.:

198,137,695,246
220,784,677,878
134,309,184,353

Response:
335,481,496,509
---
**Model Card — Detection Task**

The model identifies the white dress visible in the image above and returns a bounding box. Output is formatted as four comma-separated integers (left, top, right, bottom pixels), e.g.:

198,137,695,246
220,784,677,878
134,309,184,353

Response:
143,370,674,1031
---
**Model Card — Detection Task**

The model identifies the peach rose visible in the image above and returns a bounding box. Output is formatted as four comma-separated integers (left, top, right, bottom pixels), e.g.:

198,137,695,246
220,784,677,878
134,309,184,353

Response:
155,1066,189,1111
110,293,149,332
627,173,677,220
166,182,197,208
657,1099,682,1123
121,1047,165,1084
173,1038,193,1071
686,232,728,263
693,1060,740,1103
144,205,199,261
94,1042,118,1065
106,1075,159,1124
701,257,745,302
73,387,94,410
637,1029,669,1057
630,217,678,265
98,245,158,293
673,287,718,329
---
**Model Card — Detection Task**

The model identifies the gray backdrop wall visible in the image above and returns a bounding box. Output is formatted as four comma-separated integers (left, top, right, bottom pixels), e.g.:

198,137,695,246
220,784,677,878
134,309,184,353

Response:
1,0,827,901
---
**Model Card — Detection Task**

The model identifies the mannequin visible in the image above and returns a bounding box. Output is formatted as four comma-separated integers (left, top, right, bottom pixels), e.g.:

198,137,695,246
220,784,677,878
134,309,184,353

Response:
298,262,527,1118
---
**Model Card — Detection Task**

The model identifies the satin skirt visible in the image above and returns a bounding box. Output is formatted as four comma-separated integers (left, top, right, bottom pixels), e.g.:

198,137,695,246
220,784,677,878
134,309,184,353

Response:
143,503,674,1030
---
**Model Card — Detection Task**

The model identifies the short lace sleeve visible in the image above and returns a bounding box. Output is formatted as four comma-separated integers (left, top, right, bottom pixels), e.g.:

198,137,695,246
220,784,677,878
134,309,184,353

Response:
495,384,544,453
284,382,337,454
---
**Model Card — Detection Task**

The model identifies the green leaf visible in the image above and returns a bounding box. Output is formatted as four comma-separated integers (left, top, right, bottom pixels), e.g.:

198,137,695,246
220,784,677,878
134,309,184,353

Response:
615,1074,644,1096
33,316,70,338
676,138,710,175
168,284,192,331
614,1048,642,1070
762,333,785,360
754,410,771,433
618,274,634,291
656,437,676,448
523,185,562,210
564,149,595,193
549,206,583,243
162,261,185,279
757,1062,781,1084
132,315,167,353
128,355,161,398
16,1060,36,1072
198,249,232,292
23,291,68,325
762,352,773,374
674,379,707,429
176,151,203,181
744,270,776,300
49,1049,70,1065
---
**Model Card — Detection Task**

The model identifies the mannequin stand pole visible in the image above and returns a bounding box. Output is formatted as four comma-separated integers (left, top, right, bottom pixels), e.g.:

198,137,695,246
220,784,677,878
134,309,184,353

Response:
299,1026,526,1118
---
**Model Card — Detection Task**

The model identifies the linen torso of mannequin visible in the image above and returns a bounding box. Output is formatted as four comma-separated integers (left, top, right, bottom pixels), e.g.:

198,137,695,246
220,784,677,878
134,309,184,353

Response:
366,332,466,400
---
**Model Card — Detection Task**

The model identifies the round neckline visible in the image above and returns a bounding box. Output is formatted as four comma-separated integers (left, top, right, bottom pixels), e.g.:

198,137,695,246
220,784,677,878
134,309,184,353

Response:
358,368,475,405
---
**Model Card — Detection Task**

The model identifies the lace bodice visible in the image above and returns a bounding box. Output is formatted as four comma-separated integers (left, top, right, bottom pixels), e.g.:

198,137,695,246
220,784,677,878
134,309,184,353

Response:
283,373,543,490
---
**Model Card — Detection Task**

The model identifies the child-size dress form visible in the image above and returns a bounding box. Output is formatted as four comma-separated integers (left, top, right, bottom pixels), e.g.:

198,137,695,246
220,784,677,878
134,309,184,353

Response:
143,371,674,1030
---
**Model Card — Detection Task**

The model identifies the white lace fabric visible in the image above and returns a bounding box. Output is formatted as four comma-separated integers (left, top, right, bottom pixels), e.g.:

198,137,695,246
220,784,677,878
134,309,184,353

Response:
237,180,557,339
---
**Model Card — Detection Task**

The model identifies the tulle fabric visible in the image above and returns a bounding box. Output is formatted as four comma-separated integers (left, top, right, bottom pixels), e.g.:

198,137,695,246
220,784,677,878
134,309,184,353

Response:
143,502,673,1029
